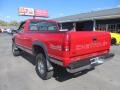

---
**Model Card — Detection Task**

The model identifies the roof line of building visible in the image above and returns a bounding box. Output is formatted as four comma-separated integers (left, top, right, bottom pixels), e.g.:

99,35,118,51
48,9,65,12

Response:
54,7,120,22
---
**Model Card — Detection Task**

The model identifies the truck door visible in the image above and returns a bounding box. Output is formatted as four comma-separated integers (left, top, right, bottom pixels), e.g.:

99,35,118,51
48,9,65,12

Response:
23,20,38,50
15,22,25,47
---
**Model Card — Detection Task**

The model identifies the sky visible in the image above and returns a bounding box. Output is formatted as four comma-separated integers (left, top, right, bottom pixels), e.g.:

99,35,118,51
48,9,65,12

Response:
0,0,120,22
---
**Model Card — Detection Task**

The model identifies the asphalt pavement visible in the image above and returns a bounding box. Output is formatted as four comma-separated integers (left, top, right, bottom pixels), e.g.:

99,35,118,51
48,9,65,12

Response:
0,33,120,90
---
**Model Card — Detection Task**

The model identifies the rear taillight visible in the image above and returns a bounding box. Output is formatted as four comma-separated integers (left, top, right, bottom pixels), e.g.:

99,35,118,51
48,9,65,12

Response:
62,33,70,51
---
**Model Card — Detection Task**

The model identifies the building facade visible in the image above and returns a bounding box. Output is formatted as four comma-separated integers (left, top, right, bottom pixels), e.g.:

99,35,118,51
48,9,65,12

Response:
54,7,120,33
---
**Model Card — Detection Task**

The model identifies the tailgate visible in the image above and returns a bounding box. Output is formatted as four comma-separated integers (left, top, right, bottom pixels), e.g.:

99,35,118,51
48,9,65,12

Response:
69,31,111,57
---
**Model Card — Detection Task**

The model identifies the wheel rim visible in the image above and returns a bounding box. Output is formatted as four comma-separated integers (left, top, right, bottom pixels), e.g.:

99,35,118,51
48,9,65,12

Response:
37,57,45,75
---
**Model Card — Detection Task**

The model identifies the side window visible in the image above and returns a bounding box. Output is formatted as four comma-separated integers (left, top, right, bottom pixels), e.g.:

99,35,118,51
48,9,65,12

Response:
29,21,39,31
18,22,25,33
39,21,58,31
39,22,48,31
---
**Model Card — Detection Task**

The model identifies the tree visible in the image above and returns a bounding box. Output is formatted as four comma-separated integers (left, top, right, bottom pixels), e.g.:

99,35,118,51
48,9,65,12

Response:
0,20,8,26
0,20,20,27
9,21,20,26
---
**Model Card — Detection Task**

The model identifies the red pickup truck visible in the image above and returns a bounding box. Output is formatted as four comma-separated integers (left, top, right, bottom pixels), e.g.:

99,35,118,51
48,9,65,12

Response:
12,19,111,80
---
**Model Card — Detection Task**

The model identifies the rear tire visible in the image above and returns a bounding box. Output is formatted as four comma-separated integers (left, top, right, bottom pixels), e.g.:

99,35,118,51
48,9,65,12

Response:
111,38,116,45
12,42,21,56
35,53,53,80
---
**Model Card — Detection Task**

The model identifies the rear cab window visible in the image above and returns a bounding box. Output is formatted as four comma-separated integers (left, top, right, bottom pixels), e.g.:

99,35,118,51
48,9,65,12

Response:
29,20,58,31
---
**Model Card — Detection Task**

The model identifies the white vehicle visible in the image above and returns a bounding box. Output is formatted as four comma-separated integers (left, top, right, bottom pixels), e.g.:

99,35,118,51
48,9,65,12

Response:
6,28,12,33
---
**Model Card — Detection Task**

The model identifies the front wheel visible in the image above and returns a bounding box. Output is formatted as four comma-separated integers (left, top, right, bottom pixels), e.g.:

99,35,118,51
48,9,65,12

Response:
35,53,53,80
12,42,21,56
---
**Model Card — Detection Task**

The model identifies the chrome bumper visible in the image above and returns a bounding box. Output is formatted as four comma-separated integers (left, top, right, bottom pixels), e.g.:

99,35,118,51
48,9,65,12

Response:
66,53,114,73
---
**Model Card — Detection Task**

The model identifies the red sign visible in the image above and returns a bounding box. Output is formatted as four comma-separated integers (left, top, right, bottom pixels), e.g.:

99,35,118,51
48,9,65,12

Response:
18,7,48,17
35,9,48,17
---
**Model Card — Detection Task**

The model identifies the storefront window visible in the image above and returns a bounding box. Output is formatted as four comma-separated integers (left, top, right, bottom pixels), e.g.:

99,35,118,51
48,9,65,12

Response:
108,24,116,32
116,24,120,33
96,24,106,31
96,24,120,33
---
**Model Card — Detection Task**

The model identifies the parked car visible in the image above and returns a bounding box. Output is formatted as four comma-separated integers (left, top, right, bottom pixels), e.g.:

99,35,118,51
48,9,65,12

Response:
12,19,112,80
110,32,120,45
2,28,8,33
11,29,17,34
6,28,12,34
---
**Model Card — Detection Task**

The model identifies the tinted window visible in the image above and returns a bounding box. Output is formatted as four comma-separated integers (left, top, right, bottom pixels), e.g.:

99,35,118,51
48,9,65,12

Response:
29,21,39,31
29,21,58,31
18,22,25,32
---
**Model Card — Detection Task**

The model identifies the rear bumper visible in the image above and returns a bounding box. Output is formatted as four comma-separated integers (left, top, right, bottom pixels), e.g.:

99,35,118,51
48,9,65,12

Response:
66,53,114,73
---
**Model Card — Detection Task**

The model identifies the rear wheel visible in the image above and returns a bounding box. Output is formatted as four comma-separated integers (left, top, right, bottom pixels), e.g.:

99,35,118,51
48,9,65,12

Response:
12,42,21,56
111,38,116,45
35,53,53,80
